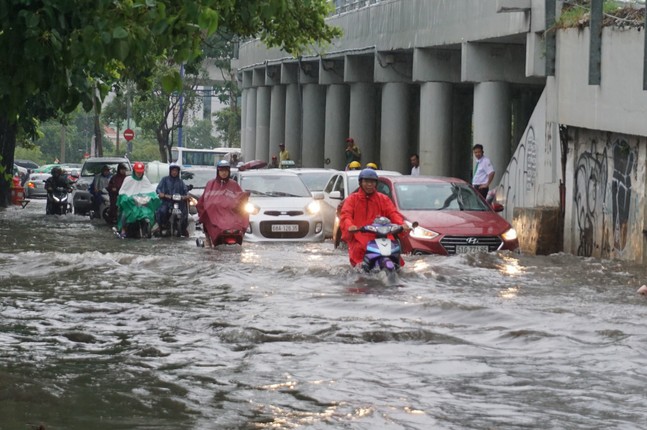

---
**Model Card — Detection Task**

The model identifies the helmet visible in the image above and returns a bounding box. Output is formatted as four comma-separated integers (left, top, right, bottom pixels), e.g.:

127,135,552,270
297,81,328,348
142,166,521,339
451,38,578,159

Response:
169,162,181,174
358,168,378,181
348,161,361,170
217,160,231,169
133,162,145,174
51,166,62,176
366,162,378,170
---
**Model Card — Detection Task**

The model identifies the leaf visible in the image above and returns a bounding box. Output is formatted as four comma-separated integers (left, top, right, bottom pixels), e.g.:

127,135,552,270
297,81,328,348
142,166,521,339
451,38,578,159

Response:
112,26,129,39
160,70,182,92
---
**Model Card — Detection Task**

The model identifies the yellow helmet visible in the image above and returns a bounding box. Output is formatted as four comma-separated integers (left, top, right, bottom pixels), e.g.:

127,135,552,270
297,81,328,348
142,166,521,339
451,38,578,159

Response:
348,161,361,170
366,162,378,170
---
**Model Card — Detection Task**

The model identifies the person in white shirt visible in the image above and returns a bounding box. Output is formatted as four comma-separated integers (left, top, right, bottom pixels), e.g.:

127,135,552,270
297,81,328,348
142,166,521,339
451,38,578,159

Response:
472,144,495,198
410,153,420,176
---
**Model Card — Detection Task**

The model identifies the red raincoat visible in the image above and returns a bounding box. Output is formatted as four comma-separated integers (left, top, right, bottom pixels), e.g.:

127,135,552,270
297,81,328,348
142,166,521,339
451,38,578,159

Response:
339,188,405,267
197,178,250,243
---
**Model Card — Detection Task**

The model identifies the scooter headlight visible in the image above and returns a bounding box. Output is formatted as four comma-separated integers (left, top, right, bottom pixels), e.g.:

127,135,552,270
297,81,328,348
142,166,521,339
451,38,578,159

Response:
188,196,198,207
406,220,439,240
245,202,260,215
501,227,518,241
306,200,320,215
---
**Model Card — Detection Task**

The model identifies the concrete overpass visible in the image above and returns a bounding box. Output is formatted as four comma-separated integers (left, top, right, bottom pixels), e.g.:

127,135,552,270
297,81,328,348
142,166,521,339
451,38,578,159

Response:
234,0,647,263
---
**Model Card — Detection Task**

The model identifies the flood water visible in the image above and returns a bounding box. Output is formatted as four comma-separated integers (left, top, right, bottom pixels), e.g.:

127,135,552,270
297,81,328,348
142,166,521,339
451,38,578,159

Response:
1,199,647,430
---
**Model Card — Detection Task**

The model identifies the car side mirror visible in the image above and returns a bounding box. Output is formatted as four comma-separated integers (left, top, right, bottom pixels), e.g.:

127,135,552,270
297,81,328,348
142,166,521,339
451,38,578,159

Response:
329,190,341,200
312,191,324,200
492,202,504,212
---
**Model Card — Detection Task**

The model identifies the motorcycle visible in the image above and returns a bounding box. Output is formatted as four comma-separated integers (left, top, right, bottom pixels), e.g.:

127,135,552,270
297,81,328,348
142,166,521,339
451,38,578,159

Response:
355,216,411,274
46,186,72,215
115,194,156,239
159,193,190,237
196,228,244,247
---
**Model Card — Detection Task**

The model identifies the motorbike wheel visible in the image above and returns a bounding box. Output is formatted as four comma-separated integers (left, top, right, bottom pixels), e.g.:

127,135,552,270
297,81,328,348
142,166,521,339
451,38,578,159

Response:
143,220,152,239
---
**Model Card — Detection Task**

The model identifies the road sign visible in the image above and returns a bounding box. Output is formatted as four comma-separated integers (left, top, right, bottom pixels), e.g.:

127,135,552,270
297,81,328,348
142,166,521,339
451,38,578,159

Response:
124,128,135,141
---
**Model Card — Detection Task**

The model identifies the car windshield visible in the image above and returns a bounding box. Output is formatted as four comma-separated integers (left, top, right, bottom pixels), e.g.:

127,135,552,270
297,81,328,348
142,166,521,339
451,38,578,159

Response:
81,162,123,177
181,170,214,188
296,172,334,192
395,183,490,211
241,175,311,197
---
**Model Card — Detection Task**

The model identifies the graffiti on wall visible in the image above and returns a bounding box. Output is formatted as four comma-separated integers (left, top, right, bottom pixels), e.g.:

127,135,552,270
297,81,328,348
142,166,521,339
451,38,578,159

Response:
573,138,637,257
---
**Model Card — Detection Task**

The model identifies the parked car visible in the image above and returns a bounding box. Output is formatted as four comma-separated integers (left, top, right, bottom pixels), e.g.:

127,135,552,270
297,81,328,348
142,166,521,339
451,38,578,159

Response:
321,169,402,238
24,171,51,198
289,168,338,195
14,159,39,170
73,157,131,215
373,176,519,255
237,170,324,242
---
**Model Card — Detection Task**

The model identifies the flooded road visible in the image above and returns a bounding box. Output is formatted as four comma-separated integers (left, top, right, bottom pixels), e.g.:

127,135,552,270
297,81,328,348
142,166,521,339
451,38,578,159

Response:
1,200,647,429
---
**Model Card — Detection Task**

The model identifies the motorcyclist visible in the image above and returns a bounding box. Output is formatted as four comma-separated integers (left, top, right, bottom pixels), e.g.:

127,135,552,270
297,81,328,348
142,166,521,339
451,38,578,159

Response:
91,165,112,218
365,162,378,170
339,169,409,267
197,160,249,248
44,166,72,214
117,161,161,238
155,162,190,236
107,163,128,223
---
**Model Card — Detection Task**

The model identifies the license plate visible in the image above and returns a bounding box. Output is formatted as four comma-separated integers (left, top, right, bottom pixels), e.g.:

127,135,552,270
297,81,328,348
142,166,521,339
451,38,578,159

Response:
271,224,299,232
456,245,489,254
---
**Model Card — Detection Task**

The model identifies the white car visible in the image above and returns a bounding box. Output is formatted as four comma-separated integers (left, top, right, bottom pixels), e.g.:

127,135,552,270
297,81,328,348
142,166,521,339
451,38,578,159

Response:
320,169,402,238
237,170,324,242
289,168,338,194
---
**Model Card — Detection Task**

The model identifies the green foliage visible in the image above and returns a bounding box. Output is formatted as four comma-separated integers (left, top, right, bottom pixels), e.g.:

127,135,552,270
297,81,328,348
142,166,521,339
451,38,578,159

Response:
556,1,639,28
13,146,45,165
213,106,241,148
184,119,219,148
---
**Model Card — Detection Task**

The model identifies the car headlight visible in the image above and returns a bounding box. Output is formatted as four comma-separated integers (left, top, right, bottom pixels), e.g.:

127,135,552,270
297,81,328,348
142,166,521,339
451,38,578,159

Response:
245,202,260,215
306,200,321,215
501,227,518,241
406,220,439,240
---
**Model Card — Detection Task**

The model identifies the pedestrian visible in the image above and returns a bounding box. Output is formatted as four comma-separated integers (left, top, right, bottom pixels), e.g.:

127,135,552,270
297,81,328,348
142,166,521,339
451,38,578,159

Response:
344,137,361,168
279,143,290,168
410,154,420,176
472,144,495,198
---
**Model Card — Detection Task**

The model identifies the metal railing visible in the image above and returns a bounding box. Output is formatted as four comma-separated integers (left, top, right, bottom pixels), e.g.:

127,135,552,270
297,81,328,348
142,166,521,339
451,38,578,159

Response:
333,0,384,15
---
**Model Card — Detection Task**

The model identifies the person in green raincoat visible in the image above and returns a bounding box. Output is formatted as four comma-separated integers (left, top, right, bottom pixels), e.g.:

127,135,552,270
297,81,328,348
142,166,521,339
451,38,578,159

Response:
116,161,161,238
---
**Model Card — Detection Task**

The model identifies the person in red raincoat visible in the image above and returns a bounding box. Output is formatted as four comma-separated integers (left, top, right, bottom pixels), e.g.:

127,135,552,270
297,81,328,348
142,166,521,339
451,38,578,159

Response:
107,163,128,224
196,160,249,248
339,169,409,267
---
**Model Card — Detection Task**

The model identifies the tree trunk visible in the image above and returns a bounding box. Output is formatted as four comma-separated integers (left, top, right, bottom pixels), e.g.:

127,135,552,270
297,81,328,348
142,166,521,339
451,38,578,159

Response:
0,116,17,208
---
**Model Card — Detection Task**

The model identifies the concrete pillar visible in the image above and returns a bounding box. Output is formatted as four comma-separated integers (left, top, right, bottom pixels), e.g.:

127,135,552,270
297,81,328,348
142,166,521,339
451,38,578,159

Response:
240,89,247,158
285,83,301,165
269,85,286,160
324,84,350,170
473,81,511,185
380,82,410,173
419,82,453,176
255,86,271,163
301,84,326,167
349,83,377,168
244,88,257,162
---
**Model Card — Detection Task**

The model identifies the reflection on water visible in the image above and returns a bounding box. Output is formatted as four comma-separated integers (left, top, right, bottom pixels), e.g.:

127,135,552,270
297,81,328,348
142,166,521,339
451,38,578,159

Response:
1,200,647,429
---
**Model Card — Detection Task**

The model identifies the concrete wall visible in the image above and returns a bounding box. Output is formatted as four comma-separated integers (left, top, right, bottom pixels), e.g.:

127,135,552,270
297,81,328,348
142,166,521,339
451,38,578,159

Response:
237,0,531,69
556,28,647,138
563,128,646,261
495,89,561,221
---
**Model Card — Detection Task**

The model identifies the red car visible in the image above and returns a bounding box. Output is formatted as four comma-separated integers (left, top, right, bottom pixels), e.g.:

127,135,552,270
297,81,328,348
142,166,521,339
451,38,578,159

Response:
376,176,519,255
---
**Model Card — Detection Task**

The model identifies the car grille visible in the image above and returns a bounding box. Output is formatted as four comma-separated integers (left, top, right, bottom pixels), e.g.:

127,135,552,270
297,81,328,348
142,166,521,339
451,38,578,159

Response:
264,210,304,216
440,236,503,254
259,221,310,239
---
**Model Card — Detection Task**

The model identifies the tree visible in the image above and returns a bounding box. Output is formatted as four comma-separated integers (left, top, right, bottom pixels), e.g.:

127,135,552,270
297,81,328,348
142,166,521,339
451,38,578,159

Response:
132,60,203,163
0,0,341,207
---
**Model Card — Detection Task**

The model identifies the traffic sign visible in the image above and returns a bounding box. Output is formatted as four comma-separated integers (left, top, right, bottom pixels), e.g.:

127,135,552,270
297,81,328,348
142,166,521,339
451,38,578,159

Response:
124,128,135,141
